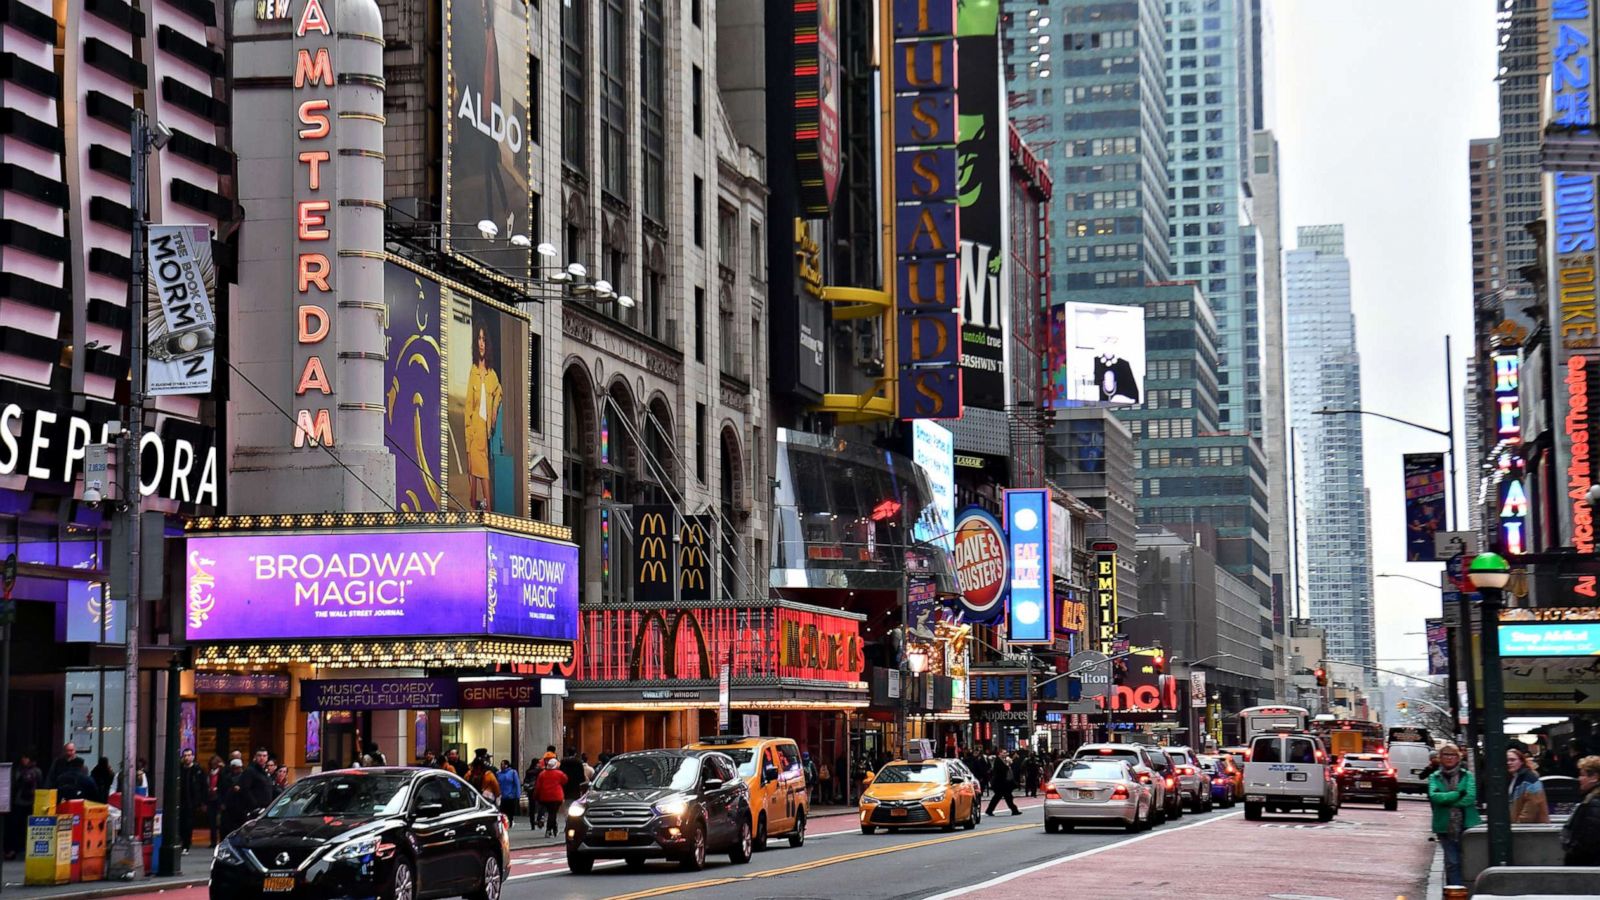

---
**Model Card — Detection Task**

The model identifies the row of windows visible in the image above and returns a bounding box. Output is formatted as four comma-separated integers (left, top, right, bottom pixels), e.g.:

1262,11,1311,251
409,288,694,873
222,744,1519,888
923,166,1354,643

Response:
1178,145,1227,161
1059,82,1139,105
1171,36,1225,51
1056,55,1140,77
1063,216,1144,238
1133,418,1195,440
1063,241,1141,262
1147,359,1192,381
1060,136,1141,157
1063,110,1142,130
1065,29,1137,50
1177,221,1228,236
1173,109,1227,125
1145,300,1193,319
1139,505,1254,529
1173,72,1224,88
1063,269,1143,288
1146,388,1193,409
1062,189,1138,211
1178,240,1229,254
1060,162,1140,184
1063,2,1140,23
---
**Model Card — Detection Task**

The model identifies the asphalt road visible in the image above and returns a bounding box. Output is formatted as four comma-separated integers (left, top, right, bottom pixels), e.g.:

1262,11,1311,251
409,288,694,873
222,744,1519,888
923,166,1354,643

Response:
505,802,1238,900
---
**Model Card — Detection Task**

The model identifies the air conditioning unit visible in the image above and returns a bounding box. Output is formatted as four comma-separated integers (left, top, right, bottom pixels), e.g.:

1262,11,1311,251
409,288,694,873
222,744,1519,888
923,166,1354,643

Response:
853,319,883,371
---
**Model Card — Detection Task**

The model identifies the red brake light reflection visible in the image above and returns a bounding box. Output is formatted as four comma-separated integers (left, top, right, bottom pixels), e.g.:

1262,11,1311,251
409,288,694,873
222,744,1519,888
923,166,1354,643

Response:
1099,748,1114,754
1111,785,1129,800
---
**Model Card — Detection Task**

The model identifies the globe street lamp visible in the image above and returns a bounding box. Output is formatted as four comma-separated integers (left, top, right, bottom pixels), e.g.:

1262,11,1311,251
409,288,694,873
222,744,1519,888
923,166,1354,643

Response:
1467,551,1512,867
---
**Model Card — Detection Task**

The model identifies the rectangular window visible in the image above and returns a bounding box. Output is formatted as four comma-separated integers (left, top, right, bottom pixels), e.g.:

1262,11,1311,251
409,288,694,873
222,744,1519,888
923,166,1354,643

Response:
561,0,586,170
694,177,705,246
530,332,543,432
600,0,629,198
691,0,701,26
530,55,541,144
641,0,666,221
692,65,704,136
695,286,706,362
696,402,708,482
749,221,761,277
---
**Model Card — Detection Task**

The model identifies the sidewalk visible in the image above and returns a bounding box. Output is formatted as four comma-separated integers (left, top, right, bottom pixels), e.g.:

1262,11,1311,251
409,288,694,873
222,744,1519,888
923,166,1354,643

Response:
0,803,872,899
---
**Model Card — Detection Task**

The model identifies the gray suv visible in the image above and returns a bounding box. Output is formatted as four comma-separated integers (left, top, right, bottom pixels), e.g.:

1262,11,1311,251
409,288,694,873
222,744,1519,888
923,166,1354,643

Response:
1165,746,1214,813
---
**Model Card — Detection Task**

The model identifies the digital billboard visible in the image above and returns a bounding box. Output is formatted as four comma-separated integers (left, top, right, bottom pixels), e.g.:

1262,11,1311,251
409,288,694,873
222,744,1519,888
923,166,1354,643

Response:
445,0,532,268
793,0,841,214
184,529,578,642
445,290,530,515
1004,488,1050,644
1044,302,1146,408
1499,622,1600,657
912,421,955,550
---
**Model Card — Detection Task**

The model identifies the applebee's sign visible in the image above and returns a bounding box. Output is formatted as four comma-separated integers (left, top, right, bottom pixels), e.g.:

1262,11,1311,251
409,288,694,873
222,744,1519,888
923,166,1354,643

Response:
952,507,1007,623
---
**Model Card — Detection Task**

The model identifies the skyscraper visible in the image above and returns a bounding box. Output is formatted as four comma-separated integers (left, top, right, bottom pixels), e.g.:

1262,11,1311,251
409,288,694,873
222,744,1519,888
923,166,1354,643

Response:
1006,0,1171,294
1494,0,1547,311
1286,225,1376,679
1163,0,1260,435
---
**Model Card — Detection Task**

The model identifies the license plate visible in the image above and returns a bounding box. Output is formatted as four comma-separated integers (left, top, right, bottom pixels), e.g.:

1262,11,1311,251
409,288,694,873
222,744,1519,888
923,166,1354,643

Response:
1246,795,1264,802
604,830,629,842
1358,781,1372,789
1078,790,1097,800
263,874,295,892
890,808,908,817
1287,772,1308,782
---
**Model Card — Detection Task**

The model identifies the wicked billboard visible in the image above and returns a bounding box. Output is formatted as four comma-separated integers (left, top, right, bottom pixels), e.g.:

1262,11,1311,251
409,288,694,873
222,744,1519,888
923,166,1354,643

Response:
955,0,1005,410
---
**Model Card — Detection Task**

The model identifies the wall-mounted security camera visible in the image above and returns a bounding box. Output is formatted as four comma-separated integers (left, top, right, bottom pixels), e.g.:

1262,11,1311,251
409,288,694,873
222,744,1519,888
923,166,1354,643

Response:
151,121,174,150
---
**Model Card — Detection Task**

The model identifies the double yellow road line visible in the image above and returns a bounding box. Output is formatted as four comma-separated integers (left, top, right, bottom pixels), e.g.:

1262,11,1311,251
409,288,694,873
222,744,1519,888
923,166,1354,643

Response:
600,823,1038,900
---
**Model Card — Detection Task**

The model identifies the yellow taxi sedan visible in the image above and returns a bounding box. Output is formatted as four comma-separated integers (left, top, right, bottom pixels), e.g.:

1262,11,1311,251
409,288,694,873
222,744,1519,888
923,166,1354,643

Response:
859,759,980,834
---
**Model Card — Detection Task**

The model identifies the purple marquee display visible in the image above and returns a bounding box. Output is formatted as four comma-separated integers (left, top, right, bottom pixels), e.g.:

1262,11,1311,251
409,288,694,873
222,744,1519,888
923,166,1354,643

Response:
185,529,579,643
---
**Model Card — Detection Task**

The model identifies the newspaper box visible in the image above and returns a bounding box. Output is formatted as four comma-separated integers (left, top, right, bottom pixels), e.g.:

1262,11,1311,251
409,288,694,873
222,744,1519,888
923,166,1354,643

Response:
56,798,85,881
80,802,110,881
23,816,72,885
107,793,159,872
32,788,57,815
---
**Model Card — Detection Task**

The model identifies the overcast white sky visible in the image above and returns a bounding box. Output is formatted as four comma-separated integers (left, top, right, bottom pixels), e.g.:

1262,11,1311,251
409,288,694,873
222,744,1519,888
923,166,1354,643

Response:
1270,1,1500,673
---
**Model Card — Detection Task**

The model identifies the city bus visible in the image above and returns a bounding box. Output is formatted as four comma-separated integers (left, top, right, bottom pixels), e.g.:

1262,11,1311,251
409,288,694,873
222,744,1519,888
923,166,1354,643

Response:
1311,718,1386,757
1237,705,1310,739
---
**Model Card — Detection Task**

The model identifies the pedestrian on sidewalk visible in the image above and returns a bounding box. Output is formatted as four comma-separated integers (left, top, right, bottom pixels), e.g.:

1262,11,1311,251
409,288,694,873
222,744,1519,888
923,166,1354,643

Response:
177,748,209,853
534,758,568,838
560,751,586,802
206,754,224,846
497,759,522,823
1427,742,1480,886
985,750,1020,817
525,760,544,830
969,751,991,800
1562,755,1600,866
1023,752,1042,799
1508,747,1549,824
53,758,97,802
91,757,114,801
6,753,42,859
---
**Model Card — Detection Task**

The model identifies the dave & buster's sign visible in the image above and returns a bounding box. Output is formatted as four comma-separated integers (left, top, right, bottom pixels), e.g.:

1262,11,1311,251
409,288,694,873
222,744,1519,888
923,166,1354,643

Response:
952,507,1007,622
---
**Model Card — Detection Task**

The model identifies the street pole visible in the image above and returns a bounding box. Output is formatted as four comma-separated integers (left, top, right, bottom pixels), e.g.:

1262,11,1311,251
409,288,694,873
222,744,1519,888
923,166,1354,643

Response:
1444,335,1459,531
158,655,183,875
109,108,153,881
897,576,908,758
1479,585,1512,866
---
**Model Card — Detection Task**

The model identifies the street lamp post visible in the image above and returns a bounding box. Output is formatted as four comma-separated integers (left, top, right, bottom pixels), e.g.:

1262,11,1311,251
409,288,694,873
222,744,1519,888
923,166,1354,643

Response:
1467,552,1513,867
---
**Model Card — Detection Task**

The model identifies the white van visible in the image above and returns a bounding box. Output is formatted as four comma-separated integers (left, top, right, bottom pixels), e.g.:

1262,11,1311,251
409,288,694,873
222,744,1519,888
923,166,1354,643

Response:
1387,741,1433,795
1242,730,1338,821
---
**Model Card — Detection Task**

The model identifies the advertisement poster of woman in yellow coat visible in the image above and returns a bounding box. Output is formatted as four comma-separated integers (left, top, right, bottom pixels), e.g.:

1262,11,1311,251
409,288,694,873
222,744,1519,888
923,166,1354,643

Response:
466,322,503,510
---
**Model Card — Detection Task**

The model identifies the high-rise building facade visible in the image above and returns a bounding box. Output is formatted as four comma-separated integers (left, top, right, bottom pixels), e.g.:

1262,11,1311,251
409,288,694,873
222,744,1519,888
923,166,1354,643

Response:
1285,225,1376,678
1163,0,1260,435
1006,0,1171,294
1494,0,1548,311
1466,137,1508,535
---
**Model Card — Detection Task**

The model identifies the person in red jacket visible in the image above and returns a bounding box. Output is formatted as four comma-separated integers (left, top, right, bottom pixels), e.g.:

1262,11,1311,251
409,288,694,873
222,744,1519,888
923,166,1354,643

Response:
534,758,569,837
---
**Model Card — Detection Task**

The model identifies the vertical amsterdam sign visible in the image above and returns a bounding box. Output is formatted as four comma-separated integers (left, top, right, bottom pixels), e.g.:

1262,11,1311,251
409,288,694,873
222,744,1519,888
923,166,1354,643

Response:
292,0,337,447
892,0,962,419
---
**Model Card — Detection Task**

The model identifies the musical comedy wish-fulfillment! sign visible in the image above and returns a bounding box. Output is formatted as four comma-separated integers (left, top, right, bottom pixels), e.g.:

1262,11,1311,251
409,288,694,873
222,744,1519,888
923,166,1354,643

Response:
184,529,579,642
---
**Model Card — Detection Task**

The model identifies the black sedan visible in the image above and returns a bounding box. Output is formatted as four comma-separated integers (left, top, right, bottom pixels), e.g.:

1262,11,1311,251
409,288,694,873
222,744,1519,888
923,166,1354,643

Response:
209,767,508,900
566,749,753,873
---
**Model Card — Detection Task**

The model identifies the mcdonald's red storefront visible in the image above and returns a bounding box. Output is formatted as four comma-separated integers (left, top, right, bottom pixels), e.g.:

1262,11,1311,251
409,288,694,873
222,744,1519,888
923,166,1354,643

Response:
563,601,868,764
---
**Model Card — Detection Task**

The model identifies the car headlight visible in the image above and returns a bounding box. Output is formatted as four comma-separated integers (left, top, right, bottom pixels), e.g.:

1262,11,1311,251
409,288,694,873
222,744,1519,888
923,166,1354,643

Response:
213,840,247,867
653,796,690,818
567,801,586,818
328,837,380,862
860,795,880,805
924,792,946,803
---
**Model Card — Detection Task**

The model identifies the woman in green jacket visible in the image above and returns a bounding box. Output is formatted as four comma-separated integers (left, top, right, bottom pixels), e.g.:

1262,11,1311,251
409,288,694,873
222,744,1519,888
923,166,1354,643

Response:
1428,743,1481,886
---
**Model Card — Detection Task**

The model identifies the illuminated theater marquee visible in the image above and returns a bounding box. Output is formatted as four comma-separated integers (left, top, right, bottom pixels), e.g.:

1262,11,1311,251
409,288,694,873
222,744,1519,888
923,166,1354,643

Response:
293,0,337,447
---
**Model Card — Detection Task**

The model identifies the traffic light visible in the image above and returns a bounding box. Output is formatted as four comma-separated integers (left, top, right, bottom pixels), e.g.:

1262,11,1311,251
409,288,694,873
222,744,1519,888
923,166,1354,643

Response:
1151,651,1166,674
1314,667,1328,687
1397,700,1409,712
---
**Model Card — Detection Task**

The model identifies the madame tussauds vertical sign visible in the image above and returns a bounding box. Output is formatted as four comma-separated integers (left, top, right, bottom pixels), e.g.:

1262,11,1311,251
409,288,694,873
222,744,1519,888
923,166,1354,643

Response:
293,0,337,447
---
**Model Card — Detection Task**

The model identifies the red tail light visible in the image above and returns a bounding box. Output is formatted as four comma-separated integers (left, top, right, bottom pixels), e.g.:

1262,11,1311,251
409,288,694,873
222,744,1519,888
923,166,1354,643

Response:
1165,777,1175,789
1137,773,1152,784
1385,768,1396,778
1182,766,1196,776
1111,785,1129,800
1044,783,1060,799
1332,766,1343,777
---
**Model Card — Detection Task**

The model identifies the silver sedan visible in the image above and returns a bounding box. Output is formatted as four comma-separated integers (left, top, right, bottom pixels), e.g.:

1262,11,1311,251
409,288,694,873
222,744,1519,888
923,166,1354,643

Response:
1043,758,1154,833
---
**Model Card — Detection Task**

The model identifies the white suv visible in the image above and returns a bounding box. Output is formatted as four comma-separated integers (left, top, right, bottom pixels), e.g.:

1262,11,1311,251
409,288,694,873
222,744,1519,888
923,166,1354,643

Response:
1242,731,1339,821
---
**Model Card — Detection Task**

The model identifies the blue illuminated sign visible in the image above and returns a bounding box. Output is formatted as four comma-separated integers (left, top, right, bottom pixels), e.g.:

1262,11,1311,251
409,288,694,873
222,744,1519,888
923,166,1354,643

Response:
1003,488,1050,644
1499,622,1600,657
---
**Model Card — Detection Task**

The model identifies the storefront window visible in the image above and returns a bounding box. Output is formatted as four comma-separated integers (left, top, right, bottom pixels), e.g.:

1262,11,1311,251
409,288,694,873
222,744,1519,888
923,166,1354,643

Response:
439,708,513,764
